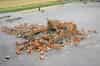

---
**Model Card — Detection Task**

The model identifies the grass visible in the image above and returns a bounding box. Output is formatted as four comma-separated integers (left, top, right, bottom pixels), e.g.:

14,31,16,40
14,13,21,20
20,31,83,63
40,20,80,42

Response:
0,1,65,13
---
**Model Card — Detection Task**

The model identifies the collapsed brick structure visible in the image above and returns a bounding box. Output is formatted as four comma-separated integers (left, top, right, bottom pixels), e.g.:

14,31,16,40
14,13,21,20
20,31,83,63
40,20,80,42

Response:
0,20,87,60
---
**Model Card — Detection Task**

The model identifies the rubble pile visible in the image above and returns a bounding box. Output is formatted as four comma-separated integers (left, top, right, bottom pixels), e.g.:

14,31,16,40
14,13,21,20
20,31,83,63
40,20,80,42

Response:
0,20,88,60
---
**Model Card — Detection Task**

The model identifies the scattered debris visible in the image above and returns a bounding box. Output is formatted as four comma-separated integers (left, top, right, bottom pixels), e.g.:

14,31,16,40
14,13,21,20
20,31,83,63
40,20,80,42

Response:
4,56,11,61
0,56,10,63
0,15,11,19
5,17,22,22
0,20,91,60
88,29,98,34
